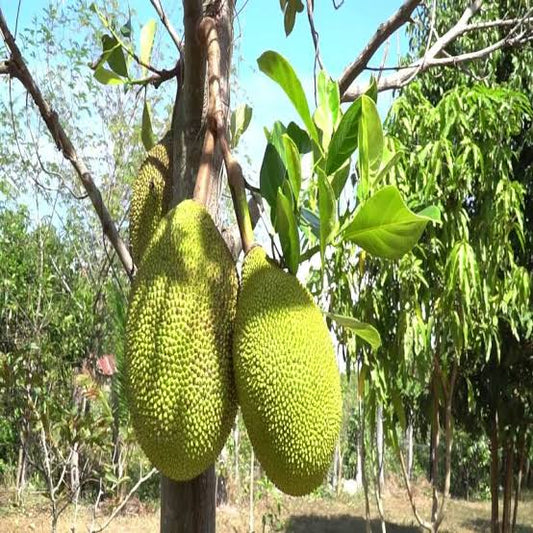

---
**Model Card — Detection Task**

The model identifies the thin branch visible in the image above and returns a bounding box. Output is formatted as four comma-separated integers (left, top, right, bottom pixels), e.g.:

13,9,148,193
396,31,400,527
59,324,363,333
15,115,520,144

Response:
342,1,533,101
149,0,184,54
338,0,421,95
90,468,158,533
306,0,324,75
0,8,134,279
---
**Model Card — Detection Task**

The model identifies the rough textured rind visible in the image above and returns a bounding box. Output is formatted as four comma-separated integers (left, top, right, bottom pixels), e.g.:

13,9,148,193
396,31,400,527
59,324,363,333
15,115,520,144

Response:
126,200,238,481
233,246,342,496
129,135,172,264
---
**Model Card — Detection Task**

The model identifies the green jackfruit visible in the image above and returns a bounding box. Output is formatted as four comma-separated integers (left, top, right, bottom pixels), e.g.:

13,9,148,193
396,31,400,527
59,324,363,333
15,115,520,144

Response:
233,246,342,496
129,135,172,264
126,199,238,481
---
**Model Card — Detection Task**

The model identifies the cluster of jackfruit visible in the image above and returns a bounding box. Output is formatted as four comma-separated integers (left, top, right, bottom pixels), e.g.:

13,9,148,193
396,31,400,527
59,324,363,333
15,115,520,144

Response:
126,144,341,493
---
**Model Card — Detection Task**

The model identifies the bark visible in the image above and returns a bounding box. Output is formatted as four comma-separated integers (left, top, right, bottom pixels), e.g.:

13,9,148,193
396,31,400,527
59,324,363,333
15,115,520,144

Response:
160,1,235,532
248,448,254,533
376,404,385,491
361,403,372,533
15,436,27,505
511,430,527,532
501,435,515,533
406,420,414,480
490,409,500,533
430,374,440,524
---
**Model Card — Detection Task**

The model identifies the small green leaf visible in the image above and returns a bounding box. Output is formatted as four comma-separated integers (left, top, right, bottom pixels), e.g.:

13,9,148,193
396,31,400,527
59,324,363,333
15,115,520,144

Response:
282,134,301,203
140,19,157,76
280,0,304,36
259,143,286,212
318,171,336,264
358,95,383,196
330,161,350,199
325,313,381,350
313,70,340,150
120,16,132,38
286,121,312,153
301,208,320,239
141,99,155,151
343,185,436,259
365,76,378,103
230,104,253,149
93,66,124,85
101,35,128,77
390,389,406,431
326,97,362,175
275,188,300,274
417,205,441,223
258,51,319,146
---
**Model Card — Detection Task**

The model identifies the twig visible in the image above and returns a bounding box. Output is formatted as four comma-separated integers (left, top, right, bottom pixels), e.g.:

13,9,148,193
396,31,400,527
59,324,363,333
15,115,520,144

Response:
0,8,135,279
89,468,157,533
338,0,421,95
149,0,184,54
341,1,533,101
306,0,324,105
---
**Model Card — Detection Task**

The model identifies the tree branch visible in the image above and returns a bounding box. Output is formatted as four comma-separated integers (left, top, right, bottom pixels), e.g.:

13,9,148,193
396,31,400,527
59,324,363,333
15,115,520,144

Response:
0,9,134,279
342,1,533,101
149,0,184,54
338,0,421,95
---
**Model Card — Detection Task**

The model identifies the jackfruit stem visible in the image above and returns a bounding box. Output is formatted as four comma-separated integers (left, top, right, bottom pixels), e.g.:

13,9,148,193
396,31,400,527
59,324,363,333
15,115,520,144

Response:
219,132,255,254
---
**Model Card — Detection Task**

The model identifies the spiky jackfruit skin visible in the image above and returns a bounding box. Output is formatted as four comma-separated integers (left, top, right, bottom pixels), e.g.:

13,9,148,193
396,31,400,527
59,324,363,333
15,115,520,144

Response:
233,246,342,496
125,199,238,481
129,135,172,264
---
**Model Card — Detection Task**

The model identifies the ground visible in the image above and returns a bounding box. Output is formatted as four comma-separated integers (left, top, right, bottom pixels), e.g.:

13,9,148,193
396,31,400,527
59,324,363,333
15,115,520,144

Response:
0,481,532,532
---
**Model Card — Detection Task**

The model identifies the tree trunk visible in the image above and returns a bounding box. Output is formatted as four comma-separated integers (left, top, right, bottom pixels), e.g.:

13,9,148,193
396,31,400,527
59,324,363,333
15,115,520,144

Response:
361,403,372,533
501,435,515,533
15,436,27,505
511,430,526,532
356,400,363,491
248,449,254,533
490,409,499,533
430,376,440,524
406,419,413,481
376,404,385,492
233,420,240,501
161,1,234,531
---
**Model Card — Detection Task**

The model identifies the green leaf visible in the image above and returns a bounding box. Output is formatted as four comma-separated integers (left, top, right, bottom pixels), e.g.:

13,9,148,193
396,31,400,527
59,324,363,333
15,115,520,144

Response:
358,95,383,197
257,51,319,146
280,0,304,36
343,185,436,259
330,161,350,199
120,16,132,38
141,99,155,151
286,121,312,153
326,97,362,175
417,205,441,223
275,188,300,274
230,104,253,149
259,143,286,212
101,35,128,78
139,19,157,77
365,76,378,103
313,70,340,150
318,172,336,264
301,208,320,239
374,150,402,187
390,389,406,431
282,134,301,203
93,66,124,85
325,313,381,350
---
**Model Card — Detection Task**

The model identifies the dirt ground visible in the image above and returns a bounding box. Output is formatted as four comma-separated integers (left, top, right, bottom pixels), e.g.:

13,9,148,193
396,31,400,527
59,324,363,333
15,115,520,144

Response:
1,482,532,532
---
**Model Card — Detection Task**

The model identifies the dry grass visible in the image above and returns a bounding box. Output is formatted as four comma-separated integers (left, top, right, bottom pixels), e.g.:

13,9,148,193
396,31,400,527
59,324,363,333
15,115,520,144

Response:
0,482,531,532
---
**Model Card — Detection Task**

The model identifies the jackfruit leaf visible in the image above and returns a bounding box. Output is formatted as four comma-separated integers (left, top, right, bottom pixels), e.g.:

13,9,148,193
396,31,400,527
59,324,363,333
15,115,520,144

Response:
120,16,132,38
325,96,362,175
279,0,304,36
313,70,340,150
282,134,301,203
286,121,312,153
230,104,253,149
265,121,287,165
318,171,336,265
390,389,406,431
258,51,319,146
260,143,286,215
330,161,350,199
343,185,439,259
141,99,155,151
358,95,383,200
365,76,378,103
102,35,128,77
94,66,124,85
301,208,320,239
275,188,300,274
326,313,381,350
139,19,157,77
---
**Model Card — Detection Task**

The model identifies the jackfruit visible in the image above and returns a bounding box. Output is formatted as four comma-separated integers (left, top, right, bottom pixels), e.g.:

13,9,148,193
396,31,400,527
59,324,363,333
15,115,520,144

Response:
233,246,342,496
125,199,238,481
129,135,172,263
